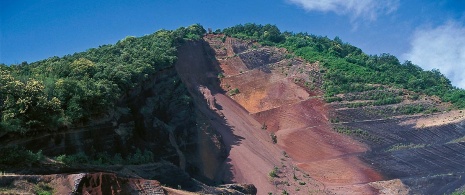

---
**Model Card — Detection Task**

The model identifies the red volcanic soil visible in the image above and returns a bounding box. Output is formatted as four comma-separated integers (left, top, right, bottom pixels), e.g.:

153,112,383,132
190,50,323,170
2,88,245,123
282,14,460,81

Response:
175,40,284,193
175,35,387,194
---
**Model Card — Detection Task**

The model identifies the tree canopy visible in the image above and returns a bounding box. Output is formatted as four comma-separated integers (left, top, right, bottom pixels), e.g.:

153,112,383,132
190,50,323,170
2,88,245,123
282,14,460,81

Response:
221,23,465,108
0,24,206,134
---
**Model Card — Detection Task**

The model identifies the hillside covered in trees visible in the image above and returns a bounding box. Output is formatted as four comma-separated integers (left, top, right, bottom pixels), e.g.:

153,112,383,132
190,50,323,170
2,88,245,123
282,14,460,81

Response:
3,23,464,136
222,23,465,108
0,25,206,134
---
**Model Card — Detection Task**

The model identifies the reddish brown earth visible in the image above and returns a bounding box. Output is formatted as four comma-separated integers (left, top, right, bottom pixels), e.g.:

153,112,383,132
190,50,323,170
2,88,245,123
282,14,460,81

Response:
214,36,384,194
175,39,285,194
173,34,399,194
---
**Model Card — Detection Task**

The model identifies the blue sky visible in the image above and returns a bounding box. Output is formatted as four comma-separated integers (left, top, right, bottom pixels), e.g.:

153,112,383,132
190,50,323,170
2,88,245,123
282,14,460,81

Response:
1,0,465,88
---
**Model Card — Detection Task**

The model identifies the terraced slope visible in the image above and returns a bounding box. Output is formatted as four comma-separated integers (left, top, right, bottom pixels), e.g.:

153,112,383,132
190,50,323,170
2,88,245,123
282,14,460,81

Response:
198,34,465,194
175,38,321,194
331,100,465,194
178,34,413,194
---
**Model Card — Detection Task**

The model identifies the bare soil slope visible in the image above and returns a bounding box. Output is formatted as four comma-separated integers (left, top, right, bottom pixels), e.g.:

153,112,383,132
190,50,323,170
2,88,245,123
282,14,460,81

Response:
175,39,291,194
174,35,405,194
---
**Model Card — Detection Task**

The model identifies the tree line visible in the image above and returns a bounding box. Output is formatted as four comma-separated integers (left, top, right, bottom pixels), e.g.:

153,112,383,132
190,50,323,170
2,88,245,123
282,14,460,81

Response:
0,24,206,134
221,23,465,108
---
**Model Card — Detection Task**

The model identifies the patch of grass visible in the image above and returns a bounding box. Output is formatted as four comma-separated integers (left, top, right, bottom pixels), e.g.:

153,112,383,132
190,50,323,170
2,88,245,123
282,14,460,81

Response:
333,126,381,142
54,149,154,165
269,166,279,178
34,182,54,195
449,136,465,143
229,88,240,96
386,143,426,152
451,191,465,195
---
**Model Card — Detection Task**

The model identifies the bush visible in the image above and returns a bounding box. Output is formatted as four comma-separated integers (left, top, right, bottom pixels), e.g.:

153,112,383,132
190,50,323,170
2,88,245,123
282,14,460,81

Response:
34,182,54,195
229,88,240,96
0,147,43,166
270,133,277,144
54,149,154,166
269,166,279,178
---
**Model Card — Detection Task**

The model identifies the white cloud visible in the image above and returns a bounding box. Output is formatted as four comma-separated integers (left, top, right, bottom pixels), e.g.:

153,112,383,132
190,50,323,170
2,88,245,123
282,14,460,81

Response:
403,21,465,89
287,0,399,21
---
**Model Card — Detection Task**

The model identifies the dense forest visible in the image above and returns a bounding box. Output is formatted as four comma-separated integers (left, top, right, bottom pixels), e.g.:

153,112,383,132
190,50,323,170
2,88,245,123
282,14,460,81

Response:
0,24,206,134
2,23,464,135
222,23,465,108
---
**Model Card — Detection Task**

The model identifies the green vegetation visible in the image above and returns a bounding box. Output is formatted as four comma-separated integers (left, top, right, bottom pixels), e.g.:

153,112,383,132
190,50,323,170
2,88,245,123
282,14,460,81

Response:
0,147,44,167
221,23,465,109
269,166,279,178
451,191,465,195
367,103,438,116
334,126,381,142
281,189,289,195
33,182,54,195
387,143,427,152
0,24,205,134
0,181,53,195
229,88,240,96
55,149,154,165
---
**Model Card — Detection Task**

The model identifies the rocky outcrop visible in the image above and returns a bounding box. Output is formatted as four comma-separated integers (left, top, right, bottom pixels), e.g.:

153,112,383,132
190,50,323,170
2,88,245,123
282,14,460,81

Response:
0,172,255,195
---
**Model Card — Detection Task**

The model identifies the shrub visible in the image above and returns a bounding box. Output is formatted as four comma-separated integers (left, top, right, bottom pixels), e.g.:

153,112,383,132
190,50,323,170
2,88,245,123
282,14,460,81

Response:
269,166,279,178
54,149,154,166
33,182,53,195
229,88,240,96
0,147,43,166
270,133,277,144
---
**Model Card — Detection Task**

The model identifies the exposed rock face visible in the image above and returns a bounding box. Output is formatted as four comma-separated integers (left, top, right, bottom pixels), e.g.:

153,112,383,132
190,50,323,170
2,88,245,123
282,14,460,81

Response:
219,184,258,194
77,173,164,195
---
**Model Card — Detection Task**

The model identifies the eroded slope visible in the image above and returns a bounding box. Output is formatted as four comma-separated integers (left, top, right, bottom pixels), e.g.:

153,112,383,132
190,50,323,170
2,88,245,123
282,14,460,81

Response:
331,97,465,194
185,34,406,194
